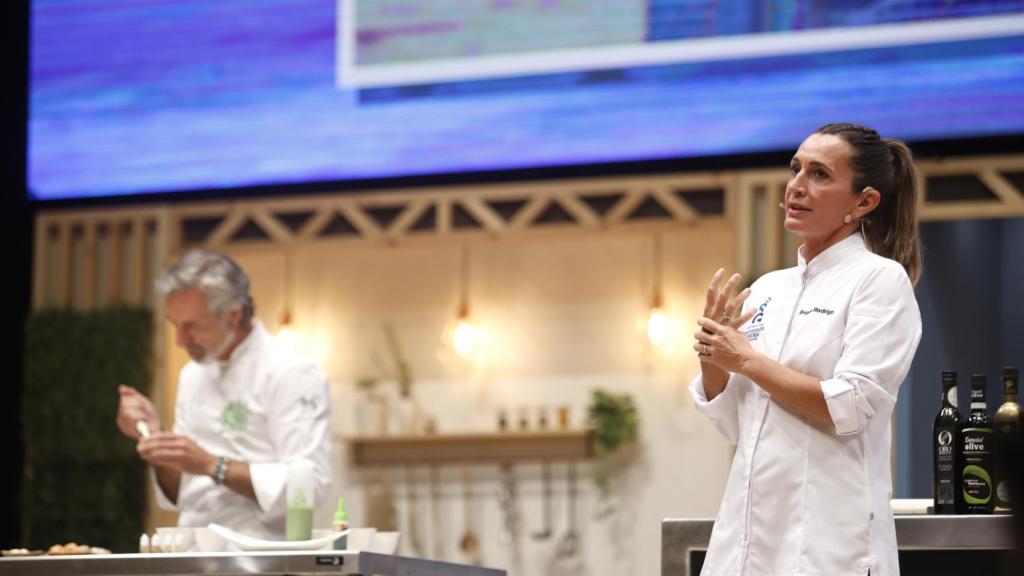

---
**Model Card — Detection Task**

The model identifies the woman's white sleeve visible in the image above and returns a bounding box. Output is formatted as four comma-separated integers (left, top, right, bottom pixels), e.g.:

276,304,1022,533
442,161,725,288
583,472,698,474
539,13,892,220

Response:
690,373,740,444
820,265,922,436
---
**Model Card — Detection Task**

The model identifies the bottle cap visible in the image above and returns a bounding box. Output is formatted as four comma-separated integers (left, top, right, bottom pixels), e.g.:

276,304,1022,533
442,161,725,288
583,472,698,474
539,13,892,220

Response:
1004,367,1019,379
334,497,348,522
970,373,986,389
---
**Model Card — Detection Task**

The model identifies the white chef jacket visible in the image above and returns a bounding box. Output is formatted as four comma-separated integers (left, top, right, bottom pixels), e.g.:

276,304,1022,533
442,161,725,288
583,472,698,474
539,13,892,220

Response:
690,233,921,576
154,321,332,540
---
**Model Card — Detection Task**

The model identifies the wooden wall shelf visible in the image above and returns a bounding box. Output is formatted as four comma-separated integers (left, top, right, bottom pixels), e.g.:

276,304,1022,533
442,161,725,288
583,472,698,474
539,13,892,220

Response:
347,430,596,466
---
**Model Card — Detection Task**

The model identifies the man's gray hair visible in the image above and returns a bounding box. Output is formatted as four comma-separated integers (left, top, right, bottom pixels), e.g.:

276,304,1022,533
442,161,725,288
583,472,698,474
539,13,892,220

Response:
156,250,254,326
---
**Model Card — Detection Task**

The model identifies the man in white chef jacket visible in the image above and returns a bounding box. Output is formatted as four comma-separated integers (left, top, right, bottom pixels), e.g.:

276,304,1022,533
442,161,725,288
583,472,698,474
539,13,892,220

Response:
116,249,332,539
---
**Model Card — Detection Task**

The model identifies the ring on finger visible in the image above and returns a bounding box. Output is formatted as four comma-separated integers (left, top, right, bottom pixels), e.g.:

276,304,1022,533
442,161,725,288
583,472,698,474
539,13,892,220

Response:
702,343,710,355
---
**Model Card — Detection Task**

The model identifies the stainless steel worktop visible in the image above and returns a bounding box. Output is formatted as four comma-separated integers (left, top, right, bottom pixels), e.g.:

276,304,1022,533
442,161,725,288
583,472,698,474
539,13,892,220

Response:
662,515,1016,575
0,550,506,576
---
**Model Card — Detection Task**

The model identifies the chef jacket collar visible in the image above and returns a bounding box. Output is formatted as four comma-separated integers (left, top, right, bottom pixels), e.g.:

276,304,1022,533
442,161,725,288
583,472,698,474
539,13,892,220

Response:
797,232,866,281
216,320,267,372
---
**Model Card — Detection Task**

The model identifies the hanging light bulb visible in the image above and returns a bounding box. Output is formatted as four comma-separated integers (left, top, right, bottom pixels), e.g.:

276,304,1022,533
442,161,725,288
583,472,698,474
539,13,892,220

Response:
638,235,678,356
452,302,479,359
277,308,298,351
440,244,487,366
646,292,669,347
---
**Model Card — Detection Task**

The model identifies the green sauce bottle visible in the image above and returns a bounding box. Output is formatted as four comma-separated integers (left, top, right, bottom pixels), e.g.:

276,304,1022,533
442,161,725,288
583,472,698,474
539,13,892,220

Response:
333,497,349,550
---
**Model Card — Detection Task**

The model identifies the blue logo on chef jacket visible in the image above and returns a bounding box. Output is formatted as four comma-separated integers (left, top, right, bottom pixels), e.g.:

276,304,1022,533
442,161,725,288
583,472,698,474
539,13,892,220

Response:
745,297,771,342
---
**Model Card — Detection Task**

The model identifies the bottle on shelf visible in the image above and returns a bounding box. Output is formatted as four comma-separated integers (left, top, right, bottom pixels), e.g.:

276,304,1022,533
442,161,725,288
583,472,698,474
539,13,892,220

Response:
962,374,995,514
993,367,1021,513
933,370,962,514
333,496,349,550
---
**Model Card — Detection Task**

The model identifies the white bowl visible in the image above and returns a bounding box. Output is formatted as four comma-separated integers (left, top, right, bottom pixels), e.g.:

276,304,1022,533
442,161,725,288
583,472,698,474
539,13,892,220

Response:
346,528,377,552
311,529,335,550
369,531,400,555
193,527,228,552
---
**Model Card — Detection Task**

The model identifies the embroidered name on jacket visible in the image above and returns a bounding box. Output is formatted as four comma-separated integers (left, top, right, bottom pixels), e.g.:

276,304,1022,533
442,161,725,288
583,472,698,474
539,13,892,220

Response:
798,306,835,316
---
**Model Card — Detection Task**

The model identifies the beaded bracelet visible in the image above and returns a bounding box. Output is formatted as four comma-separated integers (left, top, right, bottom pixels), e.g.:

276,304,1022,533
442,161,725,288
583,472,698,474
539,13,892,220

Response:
212,456,231,485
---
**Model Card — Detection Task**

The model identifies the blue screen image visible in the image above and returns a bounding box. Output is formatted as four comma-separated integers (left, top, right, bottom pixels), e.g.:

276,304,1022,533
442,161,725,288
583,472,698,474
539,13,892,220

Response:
28,1,1024,200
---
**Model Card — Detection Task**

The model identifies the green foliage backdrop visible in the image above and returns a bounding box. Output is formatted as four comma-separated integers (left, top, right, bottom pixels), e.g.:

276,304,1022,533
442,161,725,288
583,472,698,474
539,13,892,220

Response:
22,307,152,552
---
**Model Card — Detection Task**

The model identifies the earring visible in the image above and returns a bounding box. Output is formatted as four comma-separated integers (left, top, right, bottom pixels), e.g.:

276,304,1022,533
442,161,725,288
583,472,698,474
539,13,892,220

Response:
844,214,853,224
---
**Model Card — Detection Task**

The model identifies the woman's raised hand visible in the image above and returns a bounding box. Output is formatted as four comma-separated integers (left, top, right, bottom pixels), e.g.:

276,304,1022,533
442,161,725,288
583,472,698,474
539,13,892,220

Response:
702,268,754,329
695,268,756,372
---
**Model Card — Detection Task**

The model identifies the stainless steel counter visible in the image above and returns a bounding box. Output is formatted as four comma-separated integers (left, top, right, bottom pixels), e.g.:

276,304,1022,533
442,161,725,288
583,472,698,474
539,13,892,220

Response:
0,550,506,576
661,515,1016,576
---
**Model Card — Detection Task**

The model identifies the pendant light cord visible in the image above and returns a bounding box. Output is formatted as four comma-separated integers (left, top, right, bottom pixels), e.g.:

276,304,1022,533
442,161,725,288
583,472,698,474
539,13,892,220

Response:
459,244,471,317
651,235,663,307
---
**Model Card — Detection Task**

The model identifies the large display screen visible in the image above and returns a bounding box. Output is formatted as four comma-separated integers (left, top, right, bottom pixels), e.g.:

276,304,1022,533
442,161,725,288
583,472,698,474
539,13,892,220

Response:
29,1,1024,200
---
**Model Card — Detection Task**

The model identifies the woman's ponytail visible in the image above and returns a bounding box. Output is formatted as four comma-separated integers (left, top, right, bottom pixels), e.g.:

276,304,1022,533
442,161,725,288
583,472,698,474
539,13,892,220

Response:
872,140,922,285
815,124,923,285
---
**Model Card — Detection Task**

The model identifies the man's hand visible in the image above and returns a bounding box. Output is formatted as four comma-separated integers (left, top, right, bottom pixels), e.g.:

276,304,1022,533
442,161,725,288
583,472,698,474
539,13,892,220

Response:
116,385,161,440
138,432,217,477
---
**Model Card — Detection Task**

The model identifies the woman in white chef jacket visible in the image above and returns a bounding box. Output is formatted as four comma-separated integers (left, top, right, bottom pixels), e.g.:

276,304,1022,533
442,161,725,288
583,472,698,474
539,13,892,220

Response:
691,123,923,576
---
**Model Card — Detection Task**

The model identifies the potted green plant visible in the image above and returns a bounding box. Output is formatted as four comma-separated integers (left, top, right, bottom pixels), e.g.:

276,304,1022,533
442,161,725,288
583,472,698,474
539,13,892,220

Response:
586,388,639,509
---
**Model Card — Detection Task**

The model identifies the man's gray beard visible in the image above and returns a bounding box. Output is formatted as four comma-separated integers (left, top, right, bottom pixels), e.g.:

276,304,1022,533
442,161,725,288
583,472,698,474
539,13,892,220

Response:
197,329,236,365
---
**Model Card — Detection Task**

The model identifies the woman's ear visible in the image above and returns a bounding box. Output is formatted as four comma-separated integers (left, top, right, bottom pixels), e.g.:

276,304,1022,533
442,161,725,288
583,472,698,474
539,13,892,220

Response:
857,186,881,218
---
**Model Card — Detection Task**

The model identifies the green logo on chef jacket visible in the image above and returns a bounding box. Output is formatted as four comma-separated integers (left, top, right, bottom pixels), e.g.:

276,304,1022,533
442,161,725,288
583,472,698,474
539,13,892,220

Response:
220,401,250,432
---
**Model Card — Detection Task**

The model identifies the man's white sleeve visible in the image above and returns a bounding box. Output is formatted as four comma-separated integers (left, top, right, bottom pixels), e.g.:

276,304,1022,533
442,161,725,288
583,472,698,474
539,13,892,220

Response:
249,365,332,523
153,372,194,511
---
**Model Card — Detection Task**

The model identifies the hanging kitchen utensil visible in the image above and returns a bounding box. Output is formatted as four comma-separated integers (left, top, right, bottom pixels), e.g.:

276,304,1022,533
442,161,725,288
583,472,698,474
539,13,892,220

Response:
405,467,425,557
458,466,481,564
363,471,398,532
555,462,579,559
496,463,519,550
429,465,444,560
532,461,553,541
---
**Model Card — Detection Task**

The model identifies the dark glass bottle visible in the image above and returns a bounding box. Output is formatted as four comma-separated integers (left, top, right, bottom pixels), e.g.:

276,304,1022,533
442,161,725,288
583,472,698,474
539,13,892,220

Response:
993,367,1021,513
962,374,994,514
933,371,962,514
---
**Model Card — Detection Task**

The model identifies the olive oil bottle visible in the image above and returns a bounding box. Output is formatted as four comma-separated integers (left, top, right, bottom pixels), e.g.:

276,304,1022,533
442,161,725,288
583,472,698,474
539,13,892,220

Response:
993,367,1020,513
962,374,994,514
933,371,962,514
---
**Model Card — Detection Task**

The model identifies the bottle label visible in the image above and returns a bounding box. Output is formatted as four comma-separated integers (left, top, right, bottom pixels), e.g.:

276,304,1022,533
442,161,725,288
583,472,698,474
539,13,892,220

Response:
962,427,994,507
946,386,957,408
934,427,957,506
